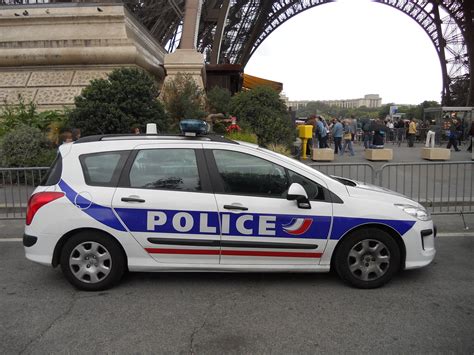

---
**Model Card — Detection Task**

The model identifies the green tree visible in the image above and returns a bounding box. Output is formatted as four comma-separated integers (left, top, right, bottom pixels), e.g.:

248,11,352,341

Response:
230,86,294,147
68,68,169,135
160,73,206,129
207,86,232,115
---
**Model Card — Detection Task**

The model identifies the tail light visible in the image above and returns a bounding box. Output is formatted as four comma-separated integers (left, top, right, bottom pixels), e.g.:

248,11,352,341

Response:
26,192,64,225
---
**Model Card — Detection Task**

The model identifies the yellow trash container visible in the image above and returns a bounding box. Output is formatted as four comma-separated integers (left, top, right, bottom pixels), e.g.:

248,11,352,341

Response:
298,125,313,160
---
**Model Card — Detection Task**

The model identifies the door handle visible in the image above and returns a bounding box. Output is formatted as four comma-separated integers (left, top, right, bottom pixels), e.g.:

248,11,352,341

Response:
121,196,146,203
224,204,248,211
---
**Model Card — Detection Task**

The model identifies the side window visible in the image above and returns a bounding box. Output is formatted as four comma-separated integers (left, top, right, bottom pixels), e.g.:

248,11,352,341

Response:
287,170,325,201
80,151,128,187
128,149,201,192
41,153,62,186
212,150,288,197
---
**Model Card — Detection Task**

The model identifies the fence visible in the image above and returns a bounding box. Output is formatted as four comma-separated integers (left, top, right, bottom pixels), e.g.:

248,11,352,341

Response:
1,162,473,219
377,161,473,215
0,167,49,219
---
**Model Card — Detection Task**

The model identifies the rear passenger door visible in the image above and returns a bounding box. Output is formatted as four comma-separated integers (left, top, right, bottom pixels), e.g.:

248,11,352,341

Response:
112,144,220,264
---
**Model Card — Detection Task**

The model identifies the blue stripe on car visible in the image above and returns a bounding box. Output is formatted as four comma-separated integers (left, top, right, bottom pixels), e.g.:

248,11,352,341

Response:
59,180,415,239
58,180,126,231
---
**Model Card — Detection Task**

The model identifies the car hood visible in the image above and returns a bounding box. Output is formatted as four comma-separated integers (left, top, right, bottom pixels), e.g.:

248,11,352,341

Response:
332,176,421,206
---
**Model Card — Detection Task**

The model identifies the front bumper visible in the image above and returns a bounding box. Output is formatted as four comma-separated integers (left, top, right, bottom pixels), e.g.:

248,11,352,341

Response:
403,220,436,269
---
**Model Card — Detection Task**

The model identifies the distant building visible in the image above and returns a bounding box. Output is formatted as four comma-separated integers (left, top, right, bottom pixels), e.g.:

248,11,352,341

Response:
287,94,382,110
286,100,310,110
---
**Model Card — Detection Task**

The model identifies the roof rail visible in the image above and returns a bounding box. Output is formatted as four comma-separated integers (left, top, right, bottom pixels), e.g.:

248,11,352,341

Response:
74,133,238,145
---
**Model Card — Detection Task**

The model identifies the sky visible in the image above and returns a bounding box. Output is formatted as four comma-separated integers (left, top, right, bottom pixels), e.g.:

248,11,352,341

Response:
245,0,443,105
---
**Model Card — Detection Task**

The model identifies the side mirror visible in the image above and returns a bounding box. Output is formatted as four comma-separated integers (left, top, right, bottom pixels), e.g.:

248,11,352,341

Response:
287,183,311,209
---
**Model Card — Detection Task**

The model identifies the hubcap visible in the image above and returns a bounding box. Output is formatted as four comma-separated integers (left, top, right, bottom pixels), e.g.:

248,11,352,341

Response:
69,241,112,284
347,239,390,281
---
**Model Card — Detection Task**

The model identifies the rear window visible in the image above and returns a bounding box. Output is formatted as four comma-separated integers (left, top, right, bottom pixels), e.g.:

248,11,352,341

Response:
41,153,63,186
80,151,129,187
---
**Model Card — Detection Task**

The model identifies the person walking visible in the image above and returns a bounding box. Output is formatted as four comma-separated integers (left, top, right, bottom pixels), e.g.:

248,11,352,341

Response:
407,118,417,147
316,116,328,148
340,120,355,156
467,120,474,152
425,121,436,148
370,118,387,149
361,118,372,149
447,117,461,151
305,115,317,155
332,118,343,154
394,118,404,146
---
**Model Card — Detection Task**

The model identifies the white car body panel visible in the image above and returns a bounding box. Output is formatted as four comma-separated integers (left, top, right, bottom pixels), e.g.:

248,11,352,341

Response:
24,137,435,277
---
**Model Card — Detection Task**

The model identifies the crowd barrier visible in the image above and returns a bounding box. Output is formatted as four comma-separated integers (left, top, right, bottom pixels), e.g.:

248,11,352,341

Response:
1,162,473,219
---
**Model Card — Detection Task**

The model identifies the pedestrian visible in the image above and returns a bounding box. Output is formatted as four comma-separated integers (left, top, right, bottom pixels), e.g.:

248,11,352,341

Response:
467,120,474,152
387,120,394,142
60,130,73,144
350,115,357,141
316,116,328,148
407,118,417,147
72,128,81,141
331,118,343,154
394,119,403,146
305,115,317,154
425,127,436,148
340,120,355,156
361,118,372,149
446,117,461,151
370,118,386,149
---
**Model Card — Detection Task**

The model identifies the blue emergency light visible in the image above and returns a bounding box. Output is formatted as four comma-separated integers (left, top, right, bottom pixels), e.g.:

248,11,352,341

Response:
179,119,209,136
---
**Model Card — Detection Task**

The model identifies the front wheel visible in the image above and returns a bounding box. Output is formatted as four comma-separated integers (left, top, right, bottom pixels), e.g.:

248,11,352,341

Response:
334,228,401,289
60,231,126,291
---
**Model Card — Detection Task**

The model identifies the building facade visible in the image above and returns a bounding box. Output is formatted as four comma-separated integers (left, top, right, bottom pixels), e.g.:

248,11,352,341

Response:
288,94,382,110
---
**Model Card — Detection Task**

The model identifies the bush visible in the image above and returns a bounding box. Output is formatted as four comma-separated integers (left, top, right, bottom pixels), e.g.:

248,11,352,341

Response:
0,97,67,138
225,131,258,144
161,73,206,129
266,143,291,157
212,121,228,134
207,86,231,115
230,86,294,147
1,125,55,167
68,68,169,135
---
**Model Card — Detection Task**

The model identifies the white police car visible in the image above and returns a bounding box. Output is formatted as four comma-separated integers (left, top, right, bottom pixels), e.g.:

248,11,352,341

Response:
24,121,435,291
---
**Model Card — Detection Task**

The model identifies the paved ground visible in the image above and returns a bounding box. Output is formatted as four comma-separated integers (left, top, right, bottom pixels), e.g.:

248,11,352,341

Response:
305,140,473,167
0,236,473,354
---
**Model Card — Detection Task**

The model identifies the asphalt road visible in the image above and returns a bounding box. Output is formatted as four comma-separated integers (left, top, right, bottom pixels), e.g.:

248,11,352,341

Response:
1,236,473,354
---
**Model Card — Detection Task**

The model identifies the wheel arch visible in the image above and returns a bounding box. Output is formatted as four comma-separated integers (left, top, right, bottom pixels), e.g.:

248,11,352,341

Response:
52,228,128,269
330,223,406,270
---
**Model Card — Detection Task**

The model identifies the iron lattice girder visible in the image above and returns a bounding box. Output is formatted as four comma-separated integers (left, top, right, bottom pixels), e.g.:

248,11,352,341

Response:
208,0,471,104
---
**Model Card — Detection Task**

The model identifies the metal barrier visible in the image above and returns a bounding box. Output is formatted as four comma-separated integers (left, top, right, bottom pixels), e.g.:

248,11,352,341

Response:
378,161,474,215
0,167,49,220
1,162,473,219
308,163,376,184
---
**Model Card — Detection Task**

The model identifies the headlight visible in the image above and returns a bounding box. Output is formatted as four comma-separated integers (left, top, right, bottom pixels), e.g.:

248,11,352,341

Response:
395,204,431,221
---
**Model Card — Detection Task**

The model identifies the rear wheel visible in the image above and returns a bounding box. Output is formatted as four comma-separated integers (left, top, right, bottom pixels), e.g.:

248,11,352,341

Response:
60,231,125,291
334,228,401,289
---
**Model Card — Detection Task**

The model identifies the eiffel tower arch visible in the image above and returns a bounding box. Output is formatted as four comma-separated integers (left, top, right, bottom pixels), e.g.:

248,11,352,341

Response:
1,0,473,105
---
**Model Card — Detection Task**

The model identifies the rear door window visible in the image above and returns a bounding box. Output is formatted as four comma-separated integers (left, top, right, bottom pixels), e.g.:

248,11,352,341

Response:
80,151,129,187
127,149,201,192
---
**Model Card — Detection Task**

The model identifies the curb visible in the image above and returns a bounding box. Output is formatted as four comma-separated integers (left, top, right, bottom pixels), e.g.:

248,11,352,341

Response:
437,232,474,237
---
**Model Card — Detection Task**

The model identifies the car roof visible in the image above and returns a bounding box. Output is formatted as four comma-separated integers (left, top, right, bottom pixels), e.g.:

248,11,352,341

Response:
74,134,239,145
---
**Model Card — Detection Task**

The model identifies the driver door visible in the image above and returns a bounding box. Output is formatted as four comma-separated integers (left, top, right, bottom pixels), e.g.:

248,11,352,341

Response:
205,148,332,265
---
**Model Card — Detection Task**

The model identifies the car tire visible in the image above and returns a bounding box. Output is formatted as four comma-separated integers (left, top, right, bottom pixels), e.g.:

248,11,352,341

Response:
334,228,401,289
60,231,126,291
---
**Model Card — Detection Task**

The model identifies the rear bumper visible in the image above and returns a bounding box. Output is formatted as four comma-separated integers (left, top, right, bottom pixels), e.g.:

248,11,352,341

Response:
23,234,38,247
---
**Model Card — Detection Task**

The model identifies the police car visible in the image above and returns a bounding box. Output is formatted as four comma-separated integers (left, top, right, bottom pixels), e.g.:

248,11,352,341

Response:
24,120,435,291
